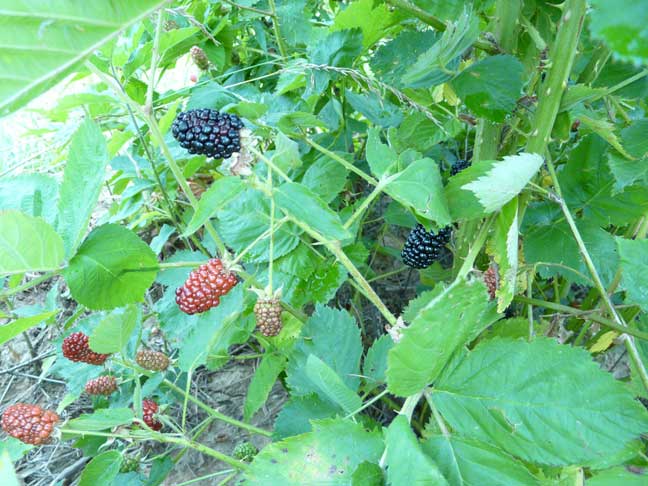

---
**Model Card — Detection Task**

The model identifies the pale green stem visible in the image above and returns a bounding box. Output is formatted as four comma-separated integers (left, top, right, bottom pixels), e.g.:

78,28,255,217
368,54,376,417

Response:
344,179,389,230
268,0,288,58
248,146,291,182
424,392,450,437
345,389,389,419
230,217,287,266
145,10,164,115
303,138,378,186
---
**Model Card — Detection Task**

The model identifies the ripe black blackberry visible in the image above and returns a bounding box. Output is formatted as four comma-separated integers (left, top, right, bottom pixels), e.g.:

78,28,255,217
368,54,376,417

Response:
450,159,471,176
401,224,452,269
172,109,243,159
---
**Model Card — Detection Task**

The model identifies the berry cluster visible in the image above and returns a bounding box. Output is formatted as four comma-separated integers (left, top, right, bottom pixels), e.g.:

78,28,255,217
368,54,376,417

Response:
136,350,170,371
175,259,238,315
450,159,471,176
142,399,162,431
254,298,283,337
1,403,59,445
62,332,110,365
401,224,452,269
85,376,118,396
172,109,243,159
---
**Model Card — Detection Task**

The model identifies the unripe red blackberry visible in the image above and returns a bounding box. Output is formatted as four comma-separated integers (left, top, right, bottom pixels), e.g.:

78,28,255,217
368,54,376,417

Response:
136,350,170,371
190,45,210,71
175,259,238,315
484,266,498,300
1,403,59,445
401,224,452,269
254,298,283,337
172,109,243,159
85,376,118,396
62,332,110,365
142,399,162,431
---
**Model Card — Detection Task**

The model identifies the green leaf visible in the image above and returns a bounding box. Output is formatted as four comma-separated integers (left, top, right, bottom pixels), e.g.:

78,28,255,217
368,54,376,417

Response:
78,450,122,486
0,210,64,275
0,311,57,346
384,158,451,226
89,305,138,354
422,436,538,486
362,334,394,392
0,174,58,224
366,128,397,179
333,0,397,48
607,120,648,192
589,0,648,64
305,355,362,414
351,461,384,486
275,182,351,241
183,176,245,237
487,199,518,311
0,0,168,115
588,467,648,486
275,0,314,47
445,153,544,220
273,394,341,440
64,224,158,310
433,338,648,465
302,155,349,204
578,113,634,159
66,408,134,431
387,279,499,396
244,354,287,421
245,419,384,485
345,90,404,128
216,190,300,262
287,260,347,309
273,132,302,173
451,55,524,122
385,416,448,486
287,305,362,395
402,11,479,88
56,120,110,257
617,237,648,312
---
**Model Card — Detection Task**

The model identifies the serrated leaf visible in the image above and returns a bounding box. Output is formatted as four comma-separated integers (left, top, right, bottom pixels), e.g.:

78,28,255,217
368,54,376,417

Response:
384,158,451,226
66,408,134,431
578,113,634,159
305,355,362,414
387,279,500,396
245,419,384,485
56,120,110,257
333,0,397,48
302,154,349,204
433,338,648,465
385,416,448,486
89,305,138,354
366,128,397,178
345,90,404,128
451,55,524,122
273,394,341,440
445,153,543,220
607,120,648,193
78,450,122,486
589,0,648,64
0,210,64,275
362,334,394,392
275,182,351,241
0,311,57,346
0,0,168,115
273,132,302,173
244,354,286,421
617,237,648,312
488,199,519,312
64,224,158,310
422,435,538,486
183,177,245,237
351,461,383,486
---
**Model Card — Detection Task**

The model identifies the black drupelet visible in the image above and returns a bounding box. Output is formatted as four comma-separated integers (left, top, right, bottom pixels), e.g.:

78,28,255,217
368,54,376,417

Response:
172,108,243,159
401,224,452,269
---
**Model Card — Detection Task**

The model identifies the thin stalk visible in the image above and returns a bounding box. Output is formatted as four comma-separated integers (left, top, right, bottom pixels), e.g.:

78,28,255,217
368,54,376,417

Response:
268,166,275,293
145,11,164,115
268,0,288,58
230,218,287,266
527,271,535,339
345,389,388,419
1,270,60,298
303,138,378,186
248,146,291,182
424,392,450,437
344,179,388,230
456,216,494,280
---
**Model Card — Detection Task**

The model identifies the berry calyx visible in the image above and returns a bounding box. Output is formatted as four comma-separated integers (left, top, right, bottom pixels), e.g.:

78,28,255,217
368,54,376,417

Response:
401,224,452,269
254,298,283,337
136,349,170,371
172,109,244,159
142,399,162,431
62,332,110,365
175,259,238,315
233,441,258,462
1,403,59,445
85,376,118,396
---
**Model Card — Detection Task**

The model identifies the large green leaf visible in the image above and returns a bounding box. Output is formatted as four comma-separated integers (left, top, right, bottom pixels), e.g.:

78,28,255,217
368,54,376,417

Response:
433,338,648,466
275,182,351,241
617,237,648,311
304,355,362,414
64,224,158,310
607,120,648,193
384,158,451,226
0,0,168,116
78,450,122,486
445,153,544,220
245,419,384,485
387,279,499,397
589,0,648,64
385,416,448,485
450,55,524,122
56,120,109,257
89,305,139,354
365,127,397,179
0,210,64,275
244,353,287,421
332,0,398,48
302,155,349,204
273,394,341,440
422,436,538,486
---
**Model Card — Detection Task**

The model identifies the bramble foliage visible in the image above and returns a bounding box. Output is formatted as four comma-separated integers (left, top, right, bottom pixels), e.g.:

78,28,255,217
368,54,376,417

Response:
2,0,648,484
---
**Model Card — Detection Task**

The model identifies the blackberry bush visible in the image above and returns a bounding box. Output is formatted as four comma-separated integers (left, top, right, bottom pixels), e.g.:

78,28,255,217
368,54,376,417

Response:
171,109,243,159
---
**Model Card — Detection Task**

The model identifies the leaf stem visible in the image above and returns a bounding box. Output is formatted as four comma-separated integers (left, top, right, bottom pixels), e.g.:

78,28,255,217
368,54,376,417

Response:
303,138,378,186
268,0,288,59
1,270,60,298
